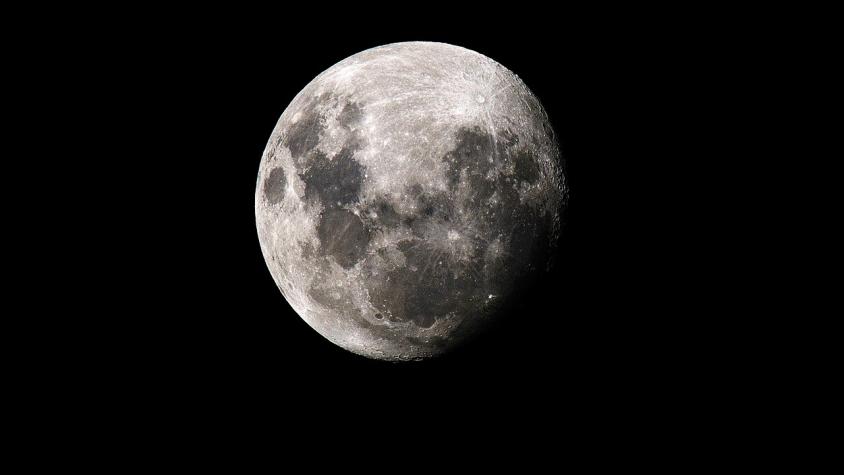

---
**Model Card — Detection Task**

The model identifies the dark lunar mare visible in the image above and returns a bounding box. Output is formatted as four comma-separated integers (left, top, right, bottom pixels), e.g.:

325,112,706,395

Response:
366,238,482,328
263,167,287,205
317,208,370,269
280,94,328,162
302,147,364,208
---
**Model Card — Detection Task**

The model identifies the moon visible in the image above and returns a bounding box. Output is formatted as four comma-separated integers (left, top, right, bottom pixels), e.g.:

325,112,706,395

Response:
255,42,566,361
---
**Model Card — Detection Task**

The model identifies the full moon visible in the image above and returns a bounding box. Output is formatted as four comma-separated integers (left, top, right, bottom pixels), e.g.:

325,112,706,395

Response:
256,42,566,361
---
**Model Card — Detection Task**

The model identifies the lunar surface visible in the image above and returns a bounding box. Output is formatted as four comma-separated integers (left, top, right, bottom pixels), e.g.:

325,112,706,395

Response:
256,42,567,361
